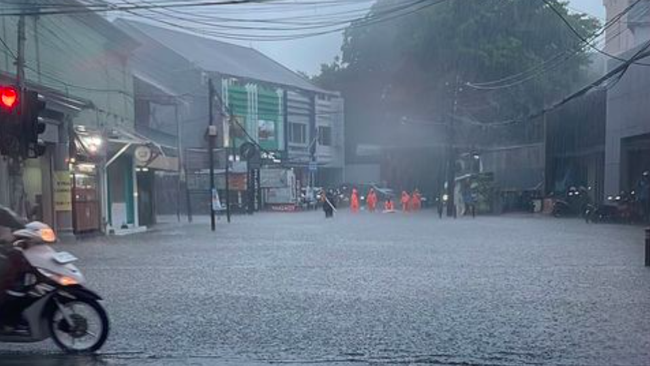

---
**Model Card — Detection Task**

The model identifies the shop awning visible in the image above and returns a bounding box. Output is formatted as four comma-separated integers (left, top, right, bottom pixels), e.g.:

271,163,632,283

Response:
106,128,179,172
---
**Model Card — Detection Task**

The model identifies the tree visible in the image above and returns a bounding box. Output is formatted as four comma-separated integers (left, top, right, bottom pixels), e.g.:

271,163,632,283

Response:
314,0,599,150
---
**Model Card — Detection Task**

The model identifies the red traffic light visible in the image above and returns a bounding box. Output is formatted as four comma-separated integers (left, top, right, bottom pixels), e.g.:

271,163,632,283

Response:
0,87,18,110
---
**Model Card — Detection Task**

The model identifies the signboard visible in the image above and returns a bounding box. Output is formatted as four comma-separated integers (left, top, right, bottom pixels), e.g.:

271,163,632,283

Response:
309,161,318,172
134,146,152,164
231,161,248,173
187,172,247,191
54,171,72,212
268,204,297,212
229,174,248,191
211,189,223,211
265,187,295,204
260,168,287,188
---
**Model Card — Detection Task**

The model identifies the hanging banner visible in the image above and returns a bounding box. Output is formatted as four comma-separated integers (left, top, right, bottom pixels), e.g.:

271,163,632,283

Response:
54,171,72,212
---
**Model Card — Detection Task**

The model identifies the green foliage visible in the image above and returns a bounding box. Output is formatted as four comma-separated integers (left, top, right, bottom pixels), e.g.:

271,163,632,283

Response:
314,0,600,137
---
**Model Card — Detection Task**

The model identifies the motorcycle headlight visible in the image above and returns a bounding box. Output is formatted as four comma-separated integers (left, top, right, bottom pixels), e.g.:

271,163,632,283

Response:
40,228,57,243
38,269,79,286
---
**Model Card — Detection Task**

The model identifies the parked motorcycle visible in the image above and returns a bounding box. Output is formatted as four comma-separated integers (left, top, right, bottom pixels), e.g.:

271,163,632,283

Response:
587,192,642,224
0,213,109,353
553,187,591,218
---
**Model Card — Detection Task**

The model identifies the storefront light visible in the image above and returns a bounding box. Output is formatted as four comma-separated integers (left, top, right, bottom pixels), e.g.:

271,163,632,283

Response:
81,135,103,154
90,136,103,146
76,163,96,173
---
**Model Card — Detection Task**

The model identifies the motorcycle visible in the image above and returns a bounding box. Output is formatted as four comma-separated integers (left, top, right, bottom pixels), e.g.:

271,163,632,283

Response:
0,217,109,353
552,187,590,218
587,192,642,224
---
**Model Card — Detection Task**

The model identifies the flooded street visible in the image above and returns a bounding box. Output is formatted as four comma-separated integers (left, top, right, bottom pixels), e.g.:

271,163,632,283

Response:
2,212,648,366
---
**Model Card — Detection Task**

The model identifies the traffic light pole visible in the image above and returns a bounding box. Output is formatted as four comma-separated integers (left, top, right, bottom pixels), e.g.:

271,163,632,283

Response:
8,13,26,215
16,15,25,89
208,79,216,232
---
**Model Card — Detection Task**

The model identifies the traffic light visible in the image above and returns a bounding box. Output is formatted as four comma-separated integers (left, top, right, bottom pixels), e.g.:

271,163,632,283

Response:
22,90,47,158
0,86,18,110
0,85,21,157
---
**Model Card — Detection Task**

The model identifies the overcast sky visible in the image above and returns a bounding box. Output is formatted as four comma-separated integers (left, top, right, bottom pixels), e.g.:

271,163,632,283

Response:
250,0,607,76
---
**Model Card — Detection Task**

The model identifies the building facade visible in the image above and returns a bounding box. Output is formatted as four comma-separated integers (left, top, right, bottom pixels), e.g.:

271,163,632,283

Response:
115,19,345,213
603,0,650,199
0,1,141,236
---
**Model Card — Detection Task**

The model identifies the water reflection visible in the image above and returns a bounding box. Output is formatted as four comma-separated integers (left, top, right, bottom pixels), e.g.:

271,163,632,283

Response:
0,354,109,366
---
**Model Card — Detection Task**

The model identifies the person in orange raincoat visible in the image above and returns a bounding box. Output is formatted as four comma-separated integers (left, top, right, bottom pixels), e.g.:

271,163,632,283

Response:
367,188,378,212
350,188,360,213
401,191,410,212
384,198,394,212
411,189,422,211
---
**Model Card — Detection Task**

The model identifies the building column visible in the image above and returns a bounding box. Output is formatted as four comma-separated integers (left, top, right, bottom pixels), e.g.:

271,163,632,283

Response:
54,119,74,240
604,116,622,201
131,156,139,228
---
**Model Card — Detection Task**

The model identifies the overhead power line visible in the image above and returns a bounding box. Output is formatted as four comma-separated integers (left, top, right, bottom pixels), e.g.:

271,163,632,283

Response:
0,0,277,16
114,0,445,42
541,0,650,67
466,39,650,128
467,0,646,90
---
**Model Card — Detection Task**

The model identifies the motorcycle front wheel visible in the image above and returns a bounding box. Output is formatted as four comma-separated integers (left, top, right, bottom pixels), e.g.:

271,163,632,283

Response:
49,298,110,354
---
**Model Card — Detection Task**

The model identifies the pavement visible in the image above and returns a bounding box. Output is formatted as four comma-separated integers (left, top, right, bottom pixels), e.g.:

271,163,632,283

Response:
1,211,649,366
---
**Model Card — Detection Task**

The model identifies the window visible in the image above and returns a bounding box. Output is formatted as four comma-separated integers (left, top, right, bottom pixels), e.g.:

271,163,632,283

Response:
289,123,307,144
318,126,332,146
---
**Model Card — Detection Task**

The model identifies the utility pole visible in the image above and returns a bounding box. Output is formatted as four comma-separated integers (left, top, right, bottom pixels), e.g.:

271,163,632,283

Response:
225,119,231,223
9,12,27,215
16,15,25,88
446,75,461,218
175,104,182,222
309,93,317,190
208,79,216,231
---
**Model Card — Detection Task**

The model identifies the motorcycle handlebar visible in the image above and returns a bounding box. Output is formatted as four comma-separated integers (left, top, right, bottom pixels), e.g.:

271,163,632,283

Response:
0,205,27,230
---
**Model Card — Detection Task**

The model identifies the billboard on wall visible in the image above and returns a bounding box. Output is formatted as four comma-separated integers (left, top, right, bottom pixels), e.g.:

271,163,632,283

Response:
258,120,276,142
226,81,282,152
260,168,288,188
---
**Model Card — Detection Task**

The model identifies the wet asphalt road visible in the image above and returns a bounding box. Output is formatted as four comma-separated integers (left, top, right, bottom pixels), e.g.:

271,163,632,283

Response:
1,211,649,366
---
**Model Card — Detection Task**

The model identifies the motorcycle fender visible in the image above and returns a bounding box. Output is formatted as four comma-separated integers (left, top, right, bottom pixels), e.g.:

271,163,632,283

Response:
56,286,103,302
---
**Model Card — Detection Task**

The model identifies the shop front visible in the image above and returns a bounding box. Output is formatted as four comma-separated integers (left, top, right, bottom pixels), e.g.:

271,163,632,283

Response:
71,128,106,235
71,162,101,233
134,145,179,227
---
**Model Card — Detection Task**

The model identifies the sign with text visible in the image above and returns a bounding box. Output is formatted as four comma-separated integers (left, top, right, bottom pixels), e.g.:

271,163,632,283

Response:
54,171,72,212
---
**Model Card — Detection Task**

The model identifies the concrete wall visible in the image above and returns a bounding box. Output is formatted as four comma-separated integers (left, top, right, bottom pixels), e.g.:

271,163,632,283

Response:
481,143,545,192
0,10,135,129
605,52,650,197
287,90,312,164
604,0,637,55
315,94,345,169
345,164,381,185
